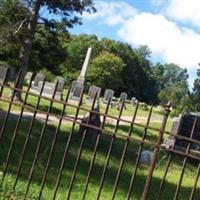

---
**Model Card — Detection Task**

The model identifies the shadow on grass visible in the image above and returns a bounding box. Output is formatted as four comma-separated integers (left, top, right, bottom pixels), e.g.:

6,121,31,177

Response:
0,111,199,200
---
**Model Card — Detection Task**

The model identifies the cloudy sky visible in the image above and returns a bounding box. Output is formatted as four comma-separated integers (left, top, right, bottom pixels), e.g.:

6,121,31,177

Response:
71,0,200,88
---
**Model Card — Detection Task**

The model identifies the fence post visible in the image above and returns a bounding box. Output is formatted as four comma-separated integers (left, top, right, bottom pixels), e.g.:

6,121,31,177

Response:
141,102,171,200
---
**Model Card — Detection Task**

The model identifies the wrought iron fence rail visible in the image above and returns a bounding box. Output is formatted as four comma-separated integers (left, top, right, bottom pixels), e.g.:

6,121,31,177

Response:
0,71,199,200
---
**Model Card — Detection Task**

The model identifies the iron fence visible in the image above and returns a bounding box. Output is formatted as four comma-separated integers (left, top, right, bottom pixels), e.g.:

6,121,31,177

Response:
0,70,200,200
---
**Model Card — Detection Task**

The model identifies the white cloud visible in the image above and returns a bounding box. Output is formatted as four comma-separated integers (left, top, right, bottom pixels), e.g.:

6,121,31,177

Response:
165,0,200,28
83,1,137,26
82,0,200,71
118,13,200,69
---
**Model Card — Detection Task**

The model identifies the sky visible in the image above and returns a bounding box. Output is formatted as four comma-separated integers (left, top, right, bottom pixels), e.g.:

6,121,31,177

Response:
70,0,200,89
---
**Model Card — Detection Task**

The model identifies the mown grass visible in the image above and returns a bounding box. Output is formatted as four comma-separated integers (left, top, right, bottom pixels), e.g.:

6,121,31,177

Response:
0,85,166,119
0,114,199,200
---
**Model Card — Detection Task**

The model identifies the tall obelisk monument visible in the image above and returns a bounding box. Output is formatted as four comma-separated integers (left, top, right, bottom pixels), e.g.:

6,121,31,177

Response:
77,47,92,85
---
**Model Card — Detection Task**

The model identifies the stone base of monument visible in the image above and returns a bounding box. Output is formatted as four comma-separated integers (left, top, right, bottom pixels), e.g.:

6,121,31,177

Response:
78,106,101,143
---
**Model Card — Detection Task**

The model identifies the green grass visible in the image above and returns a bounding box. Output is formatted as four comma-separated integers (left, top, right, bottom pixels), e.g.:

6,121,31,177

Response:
0,116,199,200
0,85,167,119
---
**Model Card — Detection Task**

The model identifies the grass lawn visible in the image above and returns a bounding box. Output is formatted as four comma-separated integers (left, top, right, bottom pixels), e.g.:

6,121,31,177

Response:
0,85,167,119
0,116,199,200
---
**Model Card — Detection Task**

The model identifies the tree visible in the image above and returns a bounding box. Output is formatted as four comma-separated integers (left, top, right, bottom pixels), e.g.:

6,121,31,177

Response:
59,34,103,85
0,0,96,100
60,35,158,102
88,51,124,92
153,63,190,115
191,68,200,111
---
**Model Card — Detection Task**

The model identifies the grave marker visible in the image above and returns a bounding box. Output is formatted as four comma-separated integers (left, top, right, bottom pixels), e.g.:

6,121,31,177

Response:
103,89,114,103
0,67,8,84
117,92,127,110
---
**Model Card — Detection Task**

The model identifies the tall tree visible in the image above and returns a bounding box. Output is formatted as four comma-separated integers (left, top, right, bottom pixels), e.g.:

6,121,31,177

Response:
0,0,96,100
88,51,124,91
191,68,200,111
59,34,103,85
153,63,189,114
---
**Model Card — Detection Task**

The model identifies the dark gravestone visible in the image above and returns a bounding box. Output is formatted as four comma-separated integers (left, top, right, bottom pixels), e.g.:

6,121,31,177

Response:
69,80,83,101
79,105,101,142
71,86,83,101
175,113,200,150
0,67,8,83
103,89,114,103
7,67,15,81
117,92,127,110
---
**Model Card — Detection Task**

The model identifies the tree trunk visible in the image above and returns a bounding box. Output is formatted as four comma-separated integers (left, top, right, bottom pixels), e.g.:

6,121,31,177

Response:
15,0,41,101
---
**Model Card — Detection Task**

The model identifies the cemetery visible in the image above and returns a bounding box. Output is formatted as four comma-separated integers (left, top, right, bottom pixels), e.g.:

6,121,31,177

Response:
1,1,200,200
0,47,200,200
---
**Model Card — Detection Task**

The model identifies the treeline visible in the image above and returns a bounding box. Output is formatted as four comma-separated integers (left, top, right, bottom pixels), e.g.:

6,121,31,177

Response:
0,30,193,114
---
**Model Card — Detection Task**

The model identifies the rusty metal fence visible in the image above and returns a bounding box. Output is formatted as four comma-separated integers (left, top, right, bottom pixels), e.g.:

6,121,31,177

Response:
0,71,200,200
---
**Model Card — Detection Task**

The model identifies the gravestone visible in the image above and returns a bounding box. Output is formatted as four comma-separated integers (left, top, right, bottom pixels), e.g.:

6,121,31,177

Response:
79,104,101,142
71,86,83,101
175,113,200,150
69,80,83,101
25,72,33,83
38,81,55,98
37,80,64,100
139,150,153,166
7,67,15,81
103,89,114,103
55,76,64,93
88,85,101,102
117,92,127,110
32,73,44,90
131,97,137,106
88,85,95,98
0,67,8,84
165,112,200,151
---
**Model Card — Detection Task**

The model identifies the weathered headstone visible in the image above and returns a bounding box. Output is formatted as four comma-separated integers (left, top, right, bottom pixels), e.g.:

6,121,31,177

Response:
103,89,114,103
88,85,95,98
88,85,101,102
37,81,55,98
139,150,153,166
32,73,44,90
117,92,127,110
55,76,65,95
25,72,33,84
69,80,83,101
131,97,137,106
70,86,83,101
0,67,8,84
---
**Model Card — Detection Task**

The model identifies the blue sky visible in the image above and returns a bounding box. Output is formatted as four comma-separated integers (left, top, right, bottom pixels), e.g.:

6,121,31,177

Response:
70,0,200,89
